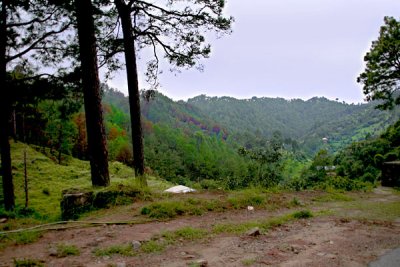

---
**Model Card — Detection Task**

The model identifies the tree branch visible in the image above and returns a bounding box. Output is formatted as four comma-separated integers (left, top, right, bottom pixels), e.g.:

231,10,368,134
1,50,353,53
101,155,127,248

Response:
6,8,58,28
6,22,71,63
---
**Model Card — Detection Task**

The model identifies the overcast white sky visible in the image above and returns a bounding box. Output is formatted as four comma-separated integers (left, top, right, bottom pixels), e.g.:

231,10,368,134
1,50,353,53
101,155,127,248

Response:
105,0,400,103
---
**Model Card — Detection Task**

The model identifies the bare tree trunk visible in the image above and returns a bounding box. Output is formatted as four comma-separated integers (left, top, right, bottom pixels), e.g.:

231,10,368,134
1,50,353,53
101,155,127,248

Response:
115,0,146,184
74,0,110,187
24,147,28,208
0,0,15,211
58,123,62,164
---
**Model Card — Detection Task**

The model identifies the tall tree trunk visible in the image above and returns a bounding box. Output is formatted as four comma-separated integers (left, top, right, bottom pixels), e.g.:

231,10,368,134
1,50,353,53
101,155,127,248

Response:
74,0,110,187
115,0,146,183
0,0,15,210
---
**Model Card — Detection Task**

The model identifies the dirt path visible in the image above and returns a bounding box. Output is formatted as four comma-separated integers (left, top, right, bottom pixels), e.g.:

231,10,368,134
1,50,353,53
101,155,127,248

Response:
1,188,399,267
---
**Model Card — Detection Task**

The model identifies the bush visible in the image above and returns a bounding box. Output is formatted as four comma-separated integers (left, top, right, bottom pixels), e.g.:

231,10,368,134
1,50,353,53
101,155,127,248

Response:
321,176,373,191
199,179,222,190
282,176,307,191
360,172,376,183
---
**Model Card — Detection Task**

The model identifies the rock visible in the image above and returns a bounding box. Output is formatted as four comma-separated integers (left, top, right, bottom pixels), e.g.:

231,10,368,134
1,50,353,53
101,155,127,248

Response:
105,231,115,238
329,240,334,245
184,255,196,260
0,218,7,223
291,245,302,254
194,259,208,267
60,190,94,220
116,262,126,267
131,240,141,250
95,237,107,243
48,246,58,257
246,227,261,237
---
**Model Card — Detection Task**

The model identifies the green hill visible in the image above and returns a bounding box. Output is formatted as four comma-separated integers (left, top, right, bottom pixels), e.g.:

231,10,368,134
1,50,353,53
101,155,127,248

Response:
187,95,399,154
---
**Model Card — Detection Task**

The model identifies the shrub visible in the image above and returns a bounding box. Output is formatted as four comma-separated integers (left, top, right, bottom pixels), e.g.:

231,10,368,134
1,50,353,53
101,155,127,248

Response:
199,179,221,190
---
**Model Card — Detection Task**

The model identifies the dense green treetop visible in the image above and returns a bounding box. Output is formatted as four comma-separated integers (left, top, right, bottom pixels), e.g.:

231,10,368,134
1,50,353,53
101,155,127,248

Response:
358,16,400,110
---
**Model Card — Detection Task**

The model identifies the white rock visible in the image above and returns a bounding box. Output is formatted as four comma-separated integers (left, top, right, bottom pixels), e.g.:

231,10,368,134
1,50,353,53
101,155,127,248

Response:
164,185,196,193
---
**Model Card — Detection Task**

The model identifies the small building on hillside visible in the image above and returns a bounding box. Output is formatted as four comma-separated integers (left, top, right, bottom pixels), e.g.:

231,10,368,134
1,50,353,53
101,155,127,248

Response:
381,161,400,187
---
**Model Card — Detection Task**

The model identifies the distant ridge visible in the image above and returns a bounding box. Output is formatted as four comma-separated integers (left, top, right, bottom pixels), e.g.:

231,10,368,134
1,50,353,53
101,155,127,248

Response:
103,88,399,155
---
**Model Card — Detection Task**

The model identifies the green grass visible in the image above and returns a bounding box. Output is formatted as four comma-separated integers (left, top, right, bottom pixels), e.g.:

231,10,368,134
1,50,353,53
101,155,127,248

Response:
13,258,44,267
338,200,400,221
213,210,313,235
242,258,257,266
140,198,228,219
292,210,313,219
227,188,268,209
94,244,135,257
313,191,354,202
140,240,166,253
161,227,207,242
55,243,80,257
5,142,172,222
1,231,43,246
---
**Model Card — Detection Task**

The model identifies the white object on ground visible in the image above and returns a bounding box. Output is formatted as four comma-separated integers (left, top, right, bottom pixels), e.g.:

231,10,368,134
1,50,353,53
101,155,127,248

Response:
164,185,196,193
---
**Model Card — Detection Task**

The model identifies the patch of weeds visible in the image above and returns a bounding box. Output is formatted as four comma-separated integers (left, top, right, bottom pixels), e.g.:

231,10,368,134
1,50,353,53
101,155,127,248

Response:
213,221,260,234
140,198,220,219
213,210,314,235
164,227,207,241
140,240,166,253
259,214,293,229
292,210,313,219
313,192,353,202
140,226,208,255
141,201,184,219
339,200,400,221
228,189,267,209
0,206,44,220
187,198,201,205
289,197,302,206
13,258,44,267
55,243,80,257
9,231,43,245
94,244,135,257
242,258,256,266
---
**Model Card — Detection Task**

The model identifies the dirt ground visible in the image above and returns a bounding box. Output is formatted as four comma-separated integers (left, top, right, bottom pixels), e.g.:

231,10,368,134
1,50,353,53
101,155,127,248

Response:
1,188,399,267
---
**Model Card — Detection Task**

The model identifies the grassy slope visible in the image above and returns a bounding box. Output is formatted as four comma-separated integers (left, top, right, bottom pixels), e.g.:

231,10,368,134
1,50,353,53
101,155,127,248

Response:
4,141,172,220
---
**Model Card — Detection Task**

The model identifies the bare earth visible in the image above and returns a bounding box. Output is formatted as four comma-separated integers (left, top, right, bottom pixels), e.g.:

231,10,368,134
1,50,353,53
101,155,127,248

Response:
1,188,399,267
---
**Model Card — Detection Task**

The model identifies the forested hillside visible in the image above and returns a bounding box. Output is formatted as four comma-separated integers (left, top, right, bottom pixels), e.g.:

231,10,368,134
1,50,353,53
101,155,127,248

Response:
96,87,400,188
188,95,399,154
105,88,399,156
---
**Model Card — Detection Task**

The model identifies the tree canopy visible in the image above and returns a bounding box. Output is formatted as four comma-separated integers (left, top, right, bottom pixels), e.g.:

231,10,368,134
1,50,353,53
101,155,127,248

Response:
358,16,400,110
